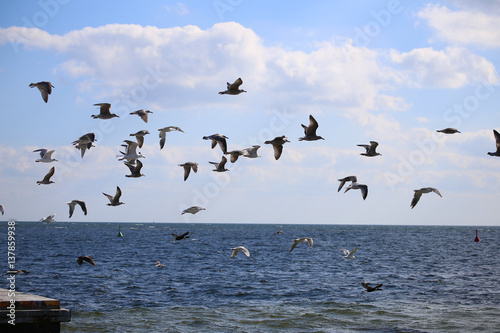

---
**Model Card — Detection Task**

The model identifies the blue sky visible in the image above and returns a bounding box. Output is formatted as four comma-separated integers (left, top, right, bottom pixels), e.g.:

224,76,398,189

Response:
0,0,499,225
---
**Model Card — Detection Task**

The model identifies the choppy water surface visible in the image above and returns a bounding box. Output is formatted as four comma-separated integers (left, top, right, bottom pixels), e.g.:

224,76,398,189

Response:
1,222,499,332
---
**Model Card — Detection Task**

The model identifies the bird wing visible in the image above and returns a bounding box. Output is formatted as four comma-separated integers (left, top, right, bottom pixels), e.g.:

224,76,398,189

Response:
231,248,239,258
182,165,191,181
217,138,228,154
124,140,138,155
159,131,166,149
135,160,143,174
272,143,284,160
357,144,370,152
38,82,52,103
359,185,368,200
350,247,358,255
191,163,198,173
410,191,423,209
494,130,500,152
430,188,442,197
136,135,145,148
84,256,96,266
44,150,55,159
33,148,47,158
241,247,250,257
228,77,243,91
361,281,371,290
125,162,136,174
289,240,299,252
43,166,55,181
306,237,313,247
306,115,319,136
75,200,87,215
68,202,75,218
219,156,228,168
103,192,114,203
181,231,189,237
114,186,122,202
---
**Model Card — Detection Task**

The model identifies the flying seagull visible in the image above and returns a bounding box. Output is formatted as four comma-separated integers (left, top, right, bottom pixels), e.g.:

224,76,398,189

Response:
361,281,383,292
67,200,87,218
117,140,145,163
231,246,250,258
265,135,290,160
91,103,119,119
178,162,198,181
209,155,229,172
225,150,245,163
39,214,56,223
103,186,125,206
72,132,96,158
289,237,313,252
436,128,460,134
203,134,228,154
299,115,324,141
33,149,58,163
76,256,96,266
358,141,381,157
273,230,285,236
37,166,55,185
130,109,153,123
410,187,442,209
181,206,205,215
129,130,150,148
338,176,368,200
219,77,246,95
158,126,184,149
172,231,190,241
125,160,145,178
487,129,500,156
29,81,54,103
242,145,261,158
337,247,358,259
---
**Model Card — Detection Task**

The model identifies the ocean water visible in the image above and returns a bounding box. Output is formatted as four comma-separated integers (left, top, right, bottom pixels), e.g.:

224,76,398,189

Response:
1,222,499,333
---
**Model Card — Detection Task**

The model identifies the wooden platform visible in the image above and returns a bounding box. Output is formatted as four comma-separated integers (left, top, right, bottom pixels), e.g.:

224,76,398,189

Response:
0,288,71,333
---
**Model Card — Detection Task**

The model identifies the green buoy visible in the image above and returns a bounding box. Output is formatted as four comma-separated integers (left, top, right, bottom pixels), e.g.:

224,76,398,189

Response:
117,225,123,237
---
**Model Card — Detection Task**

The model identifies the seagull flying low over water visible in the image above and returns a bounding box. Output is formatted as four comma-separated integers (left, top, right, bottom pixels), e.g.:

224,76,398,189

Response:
487,129,500,157
338,176,368,200
181,206,205,215
265,136,290,160
289,237,313,252
33,149,58,163
72,132,96,158
231,246,250,258
117,140,145,163
178,162,198,181
29,81,54,103
103,186,124,206
37,166,55,185
242,145,261,158
129,130,150,148
338,247,358,259
203,134,228,154
273,230,285,236
125,160,145,178
130,109,153,123
210,155,229,172
40,214,56,223
67,200,87,218
92,103,119,119
158,126,184,149
410,187,442,209
436,128,460,134
361,281,383,292
299,115,324,141
219,77,246,95
358,141,381,157
76,256,96,266
172,231,190,240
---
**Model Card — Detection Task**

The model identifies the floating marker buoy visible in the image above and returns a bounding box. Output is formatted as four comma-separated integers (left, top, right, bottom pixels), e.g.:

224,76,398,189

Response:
117,225,123,237
474,229,480,242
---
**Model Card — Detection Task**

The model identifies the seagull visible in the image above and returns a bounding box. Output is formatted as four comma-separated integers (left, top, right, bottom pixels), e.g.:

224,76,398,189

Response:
299,115,324,141
37,166,55,185
129,130,150,148
125,160,145,178
29,81,54,103
436,128,460,134
33,149,58,163
130,109,153,123
103,186,125,206
289,237,313,252
210,156,229,172
242,145,261,158
273,230,285,236
172,231,190,240
337,247,358,259
487,129,500,156
117,140,145,163
410,187,442,209
264,136,290,160
40,214,56,223
155,261,165,268
158,126,184,149
361,281,383,292
178,162,198,181
338,176,368,200
91,103,119,119
225,150,245,163
6,270,29,275
0,204,4,215
76,256,96,266
219,77,246,95
203,134,228,154
337,176,357,192
181,206,205,215
67,200,87,218
231,246,250,258
358,141,381,157
72,132,96,158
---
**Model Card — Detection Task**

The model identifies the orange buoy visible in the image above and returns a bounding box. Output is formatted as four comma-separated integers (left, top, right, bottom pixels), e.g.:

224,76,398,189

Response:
474,229,480,242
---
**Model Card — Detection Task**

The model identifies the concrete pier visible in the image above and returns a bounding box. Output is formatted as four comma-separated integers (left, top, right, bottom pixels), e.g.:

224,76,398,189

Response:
0,288,71,332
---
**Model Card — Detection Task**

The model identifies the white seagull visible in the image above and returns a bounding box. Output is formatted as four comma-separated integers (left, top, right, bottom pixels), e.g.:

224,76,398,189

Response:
338,176,368,200
67,200,87,218
158,126,184,150
33,149,58,163
178,162,198,181
242,145,261,158
219,77,246,95
181,206,206,215
337,247,358,259
40,214,56,223
410,187,442,209
289,237,313,252
117,140,145,163
29,81,54,103
203,134,229,154
231,246,250,258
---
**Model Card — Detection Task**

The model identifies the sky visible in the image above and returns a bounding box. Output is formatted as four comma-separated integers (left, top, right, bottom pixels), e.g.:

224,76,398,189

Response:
0,0,499,225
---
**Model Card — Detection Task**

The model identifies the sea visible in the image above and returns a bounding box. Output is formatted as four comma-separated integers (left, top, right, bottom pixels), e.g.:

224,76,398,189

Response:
1,222,499,333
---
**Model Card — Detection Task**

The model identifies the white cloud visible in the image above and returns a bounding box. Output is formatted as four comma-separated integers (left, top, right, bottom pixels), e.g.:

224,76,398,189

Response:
165,3,190,16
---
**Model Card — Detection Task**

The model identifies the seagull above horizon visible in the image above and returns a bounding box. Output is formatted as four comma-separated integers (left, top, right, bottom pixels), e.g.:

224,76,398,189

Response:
76,255,96,266
172,231,190,240
33,149,58,163
158,126,184,150
117,140,145,163
125,160,145,178
361,281,383,292
130,109,153,123
487,129,500,156
242,145,261,158
410,187,442,209
265,136,290,160
231,246,250,258
103,186,124,206
29,81,54,103
37,166,55,185
181,206,205,215
40,214,56,223
178,162,198,181
337,247,358,259
209,155,229,172
219,77,246,95
72,132,96,158
91,103,119,119
358,141,381,157
289,237,313,252
203,134,228,154
129,130,150,148
299,115,324,141
436,128,460,134
67,200,87,218
338,176,368,200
